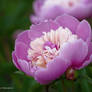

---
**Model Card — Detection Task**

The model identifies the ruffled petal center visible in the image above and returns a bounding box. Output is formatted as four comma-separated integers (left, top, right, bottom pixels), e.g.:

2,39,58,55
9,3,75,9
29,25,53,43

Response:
28,27,78,68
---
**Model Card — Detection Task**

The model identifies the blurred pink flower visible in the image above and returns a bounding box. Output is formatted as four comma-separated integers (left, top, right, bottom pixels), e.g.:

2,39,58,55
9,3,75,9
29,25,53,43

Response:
31,0,92,24
12,14,92,84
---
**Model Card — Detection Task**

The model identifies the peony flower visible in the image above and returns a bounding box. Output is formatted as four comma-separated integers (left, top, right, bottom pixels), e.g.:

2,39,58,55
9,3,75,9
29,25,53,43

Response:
31,0,92,24
12,14,92,84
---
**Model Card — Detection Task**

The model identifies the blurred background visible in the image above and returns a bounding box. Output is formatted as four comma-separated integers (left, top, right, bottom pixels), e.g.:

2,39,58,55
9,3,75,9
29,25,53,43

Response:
0,0,92,92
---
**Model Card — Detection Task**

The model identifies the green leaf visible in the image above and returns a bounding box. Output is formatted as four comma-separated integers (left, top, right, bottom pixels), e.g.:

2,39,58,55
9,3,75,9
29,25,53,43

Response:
79,69,90,92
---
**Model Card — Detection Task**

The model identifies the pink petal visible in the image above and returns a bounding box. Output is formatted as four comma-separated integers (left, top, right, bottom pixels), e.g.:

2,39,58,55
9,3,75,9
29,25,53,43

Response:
76,20,91,42
33,0,45,16
17,60,33,76
12,51,21,70
76,42,92,69
15,42,28,61
75,55,92,70
60,39,88,68
55,14,79,34
35,53,70,84
29,20,59,41
69,4,92,19
16,30,30,47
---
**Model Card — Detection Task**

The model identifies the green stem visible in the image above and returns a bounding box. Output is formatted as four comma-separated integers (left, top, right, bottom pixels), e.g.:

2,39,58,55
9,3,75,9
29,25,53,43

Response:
62,80,67,92
45,85,49,92
72,81,74,92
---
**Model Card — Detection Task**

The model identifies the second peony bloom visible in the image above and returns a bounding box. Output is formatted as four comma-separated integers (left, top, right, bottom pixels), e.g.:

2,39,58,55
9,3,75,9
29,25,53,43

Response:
12,14,92,84
31,0,92,24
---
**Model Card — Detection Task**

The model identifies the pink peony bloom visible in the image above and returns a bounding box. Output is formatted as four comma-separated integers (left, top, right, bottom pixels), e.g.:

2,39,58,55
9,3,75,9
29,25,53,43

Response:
31,0,92,24
12,14,92,84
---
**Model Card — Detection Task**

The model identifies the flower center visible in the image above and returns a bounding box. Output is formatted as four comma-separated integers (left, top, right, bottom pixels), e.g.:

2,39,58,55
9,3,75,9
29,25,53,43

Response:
27,27,78,68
